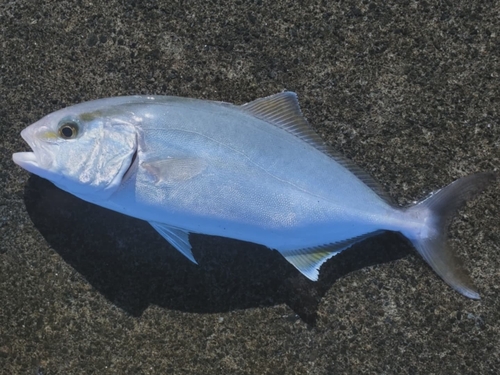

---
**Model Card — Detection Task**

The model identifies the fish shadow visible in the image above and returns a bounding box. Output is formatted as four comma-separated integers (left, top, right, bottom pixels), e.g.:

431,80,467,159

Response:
24,175,411,325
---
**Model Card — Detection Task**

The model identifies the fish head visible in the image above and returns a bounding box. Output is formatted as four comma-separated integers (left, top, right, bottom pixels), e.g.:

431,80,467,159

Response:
13,101,138,202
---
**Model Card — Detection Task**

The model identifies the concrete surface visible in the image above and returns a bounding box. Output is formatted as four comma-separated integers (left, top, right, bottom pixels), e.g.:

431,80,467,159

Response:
1,0,499,374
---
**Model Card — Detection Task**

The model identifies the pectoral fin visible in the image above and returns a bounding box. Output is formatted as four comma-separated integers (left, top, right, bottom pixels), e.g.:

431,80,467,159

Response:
142,158,207,184
149,221,197,264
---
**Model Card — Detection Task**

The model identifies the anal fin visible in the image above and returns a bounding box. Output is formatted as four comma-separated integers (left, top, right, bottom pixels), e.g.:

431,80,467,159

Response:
149,221,197,264
277,232,383,281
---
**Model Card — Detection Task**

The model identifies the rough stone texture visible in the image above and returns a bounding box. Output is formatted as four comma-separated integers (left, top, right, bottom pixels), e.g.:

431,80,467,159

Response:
1,0,499,374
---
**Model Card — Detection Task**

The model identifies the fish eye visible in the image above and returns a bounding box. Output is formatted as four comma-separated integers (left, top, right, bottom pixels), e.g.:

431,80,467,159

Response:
58,121,79,139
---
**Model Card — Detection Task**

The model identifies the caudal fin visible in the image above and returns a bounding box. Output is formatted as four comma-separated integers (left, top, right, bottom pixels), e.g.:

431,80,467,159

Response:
406,173,496,299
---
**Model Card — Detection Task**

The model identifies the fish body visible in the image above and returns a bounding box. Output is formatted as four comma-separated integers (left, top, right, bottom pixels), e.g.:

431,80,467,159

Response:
13,92,495,298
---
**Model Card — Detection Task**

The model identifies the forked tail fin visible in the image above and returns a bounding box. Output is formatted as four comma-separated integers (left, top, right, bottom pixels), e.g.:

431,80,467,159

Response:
406,173,496,299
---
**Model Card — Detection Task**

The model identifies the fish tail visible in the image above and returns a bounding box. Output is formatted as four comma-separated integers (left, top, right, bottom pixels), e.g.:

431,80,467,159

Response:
405,172,496,299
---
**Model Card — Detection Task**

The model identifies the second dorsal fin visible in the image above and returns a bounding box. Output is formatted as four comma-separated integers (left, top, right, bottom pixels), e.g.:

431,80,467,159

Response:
240,91,312,136
240,92,394,203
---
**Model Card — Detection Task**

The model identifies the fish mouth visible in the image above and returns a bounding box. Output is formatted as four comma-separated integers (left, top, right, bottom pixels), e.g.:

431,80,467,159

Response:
13,148,63,184
12,125,43,174
13,126,40,172
12,151,39,172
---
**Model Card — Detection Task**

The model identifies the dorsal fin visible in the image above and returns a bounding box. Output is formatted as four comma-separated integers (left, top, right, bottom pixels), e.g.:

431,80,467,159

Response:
240,92,394,203
241,91,312,135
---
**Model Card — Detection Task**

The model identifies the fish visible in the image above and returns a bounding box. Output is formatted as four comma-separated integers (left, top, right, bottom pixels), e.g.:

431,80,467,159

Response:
13,92,495,298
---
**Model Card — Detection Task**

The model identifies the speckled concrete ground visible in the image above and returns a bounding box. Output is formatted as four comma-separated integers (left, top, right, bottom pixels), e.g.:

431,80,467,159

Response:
1,1,499,374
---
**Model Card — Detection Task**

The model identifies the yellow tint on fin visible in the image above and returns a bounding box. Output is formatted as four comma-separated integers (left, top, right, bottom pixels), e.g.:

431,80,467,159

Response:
277,231,383,281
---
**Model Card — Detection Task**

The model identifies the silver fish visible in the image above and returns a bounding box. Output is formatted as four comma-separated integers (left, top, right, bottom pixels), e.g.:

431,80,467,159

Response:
13,92,495,298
